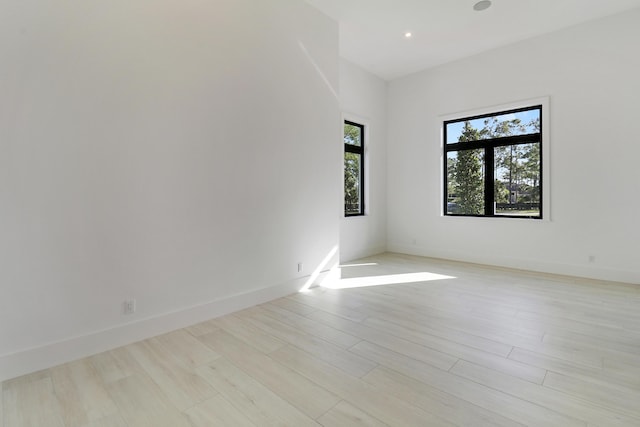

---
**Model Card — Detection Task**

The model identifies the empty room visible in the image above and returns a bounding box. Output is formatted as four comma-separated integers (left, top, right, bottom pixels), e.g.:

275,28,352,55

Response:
2,0,640,426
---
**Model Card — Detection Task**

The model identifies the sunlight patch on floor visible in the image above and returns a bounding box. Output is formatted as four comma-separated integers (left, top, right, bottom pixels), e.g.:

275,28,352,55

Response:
322,271,455,289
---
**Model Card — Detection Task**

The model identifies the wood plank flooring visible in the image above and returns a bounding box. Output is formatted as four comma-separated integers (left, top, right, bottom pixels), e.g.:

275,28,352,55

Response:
3,253,640,426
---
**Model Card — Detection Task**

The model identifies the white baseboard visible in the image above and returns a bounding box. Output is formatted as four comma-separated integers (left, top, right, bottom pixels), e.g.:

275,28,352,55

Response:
387,243,639,285
0,273,327,383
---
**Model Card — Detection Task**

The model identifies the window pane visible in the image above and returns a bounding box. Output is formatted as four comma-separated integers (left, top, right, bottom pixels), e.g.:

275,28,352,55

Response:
446,108,540,144
494,143,540,217
446,149,485,215
344,123,362,147
344,152,361,214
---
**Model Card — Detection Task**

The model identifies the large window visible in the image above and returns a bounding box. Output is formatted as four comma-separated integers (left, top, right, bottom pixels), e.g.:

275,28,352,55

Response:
344,120,364,216
444,106,542,219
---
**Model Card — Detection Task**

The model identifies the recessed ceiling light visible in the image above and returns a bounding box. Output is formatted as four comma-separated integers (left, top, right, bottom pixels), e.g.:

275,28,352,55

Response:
473,0,492,11
404,32,412,38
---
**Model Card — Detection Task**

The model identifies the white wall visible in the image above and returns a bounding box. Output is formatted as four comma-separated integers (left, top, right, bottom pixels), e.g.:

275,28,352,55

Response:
387,9,640,284
0,0,340,381
339,59,388,261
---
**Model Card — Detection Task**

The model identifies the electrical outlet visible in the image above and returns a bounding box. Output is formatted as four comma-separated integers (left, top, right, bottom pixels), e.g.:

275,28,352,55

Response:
298,262,303,273
123,299,136,315
588,255,596,264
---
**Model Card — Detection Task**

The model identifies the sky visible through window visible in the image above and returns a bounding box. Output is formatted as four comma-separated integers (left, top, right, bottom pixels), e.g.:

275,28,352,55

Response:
446,109,540,144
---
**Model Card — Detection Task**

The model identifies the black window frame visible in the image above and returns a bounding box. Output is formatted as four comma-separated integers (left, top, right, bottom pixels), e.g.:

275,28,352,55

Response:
443,105,543,219
344,120,365,217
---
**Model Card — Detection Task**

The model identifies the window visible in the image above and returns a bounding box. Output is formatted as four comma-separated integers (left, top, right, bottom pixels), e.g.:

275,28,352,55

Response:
444,105,542,219
344,120,365,216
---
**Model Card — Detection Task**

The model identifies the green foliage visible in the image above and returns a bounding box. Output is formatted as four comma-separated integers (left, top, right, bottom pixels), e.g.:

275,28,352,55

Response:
447,155,457,201
455,150,484,214
344,124,361,146
452,122,484,214
494,179,509,204
521,140,540,203
344,152,361,213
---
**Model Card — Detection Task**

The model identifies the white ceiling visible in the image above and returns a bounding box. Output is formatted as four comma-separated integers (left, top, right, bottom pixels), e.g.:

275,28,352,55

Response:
305,0,640,80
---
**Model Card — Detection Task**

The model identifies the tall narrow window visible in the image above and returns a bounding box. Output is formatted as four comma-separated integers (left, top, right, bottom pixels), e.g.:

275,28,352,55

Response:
344,120,365,216
444,105,542,219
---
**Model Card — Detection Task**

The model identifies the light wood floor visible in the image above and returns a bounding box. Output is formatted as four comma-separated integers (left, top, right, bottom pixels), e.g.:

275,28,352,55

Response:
3,253,640,427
